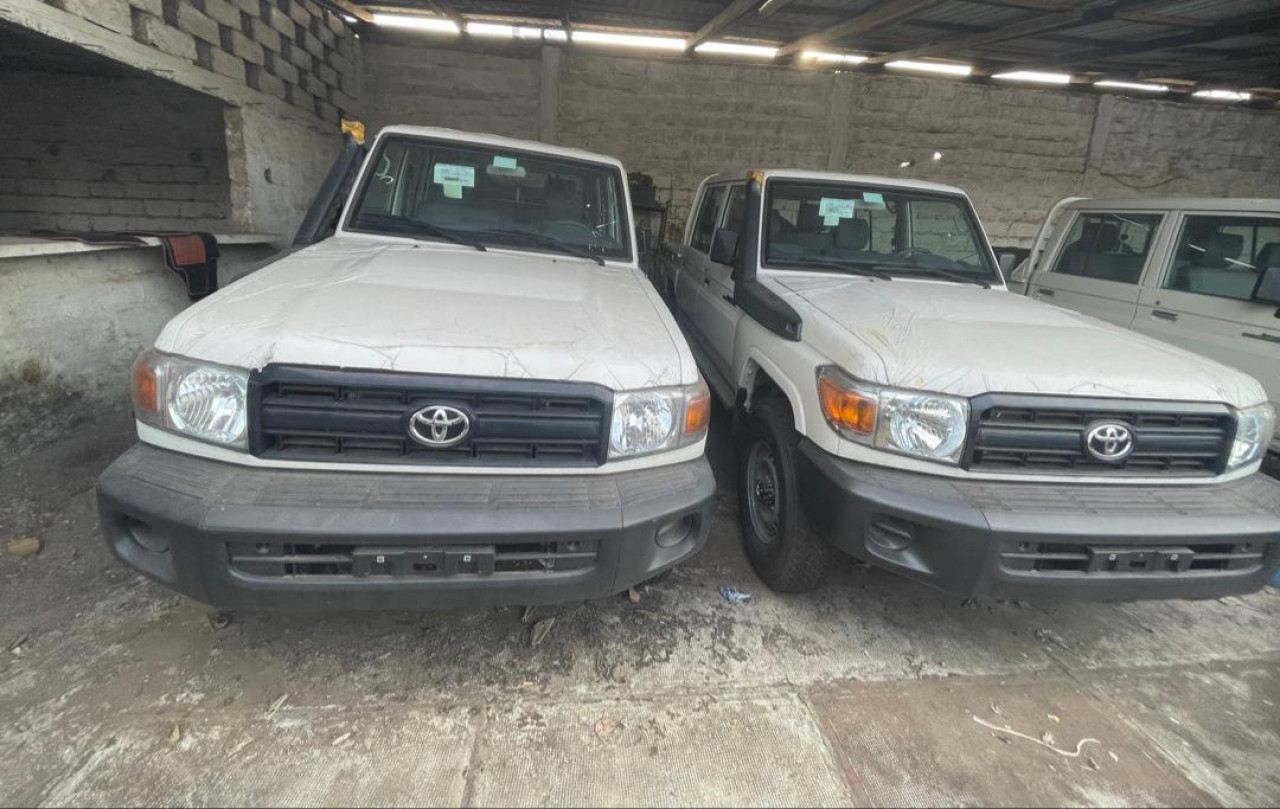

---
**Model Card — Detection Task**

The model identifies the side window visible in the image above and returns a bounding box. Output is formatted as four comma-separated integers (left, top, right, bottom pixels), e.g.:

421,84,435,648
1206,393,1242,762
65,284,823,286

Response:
690,186,728,253
1164,215,1280,301
1051,212,1162,285
722,185,747,234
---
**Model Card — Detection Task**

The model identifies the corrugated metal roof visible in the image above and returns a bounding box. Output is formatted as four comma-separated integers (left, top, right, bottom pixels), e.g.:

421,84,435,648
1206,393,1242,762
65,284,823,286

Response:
360,0,1280,98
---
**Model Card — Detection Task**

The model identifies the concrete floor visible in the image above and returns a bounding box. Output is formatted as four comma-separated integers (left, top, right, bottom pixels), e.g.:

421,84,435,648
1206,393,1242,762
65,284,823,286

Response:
2,406,1279,807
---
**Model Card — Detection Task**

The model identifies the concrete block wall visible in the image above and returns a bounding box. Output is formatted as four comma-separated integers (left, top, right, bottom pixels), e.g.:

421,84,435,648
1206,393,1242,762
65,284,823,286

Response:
45,0,361,122
0,70,231,233
362,41,540,140
360,40,1280,248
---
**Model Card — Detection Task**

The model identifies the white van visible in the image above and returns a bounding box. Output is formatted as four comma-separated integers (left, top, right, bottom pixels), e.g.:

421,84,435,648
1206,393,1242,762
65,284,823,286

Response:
1010,197,1280,465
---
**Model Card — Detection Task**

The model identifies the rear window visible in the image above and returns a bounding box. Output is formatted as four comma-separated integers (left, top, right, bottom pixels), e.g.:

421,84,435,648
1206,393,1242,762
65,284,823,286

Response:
1051,212,1162,285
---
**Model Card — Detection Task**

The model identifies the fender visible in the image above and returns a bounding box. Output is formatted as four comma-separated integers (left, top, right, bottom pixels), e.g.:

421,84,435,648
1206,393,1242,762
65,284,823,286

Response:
736,338,810,434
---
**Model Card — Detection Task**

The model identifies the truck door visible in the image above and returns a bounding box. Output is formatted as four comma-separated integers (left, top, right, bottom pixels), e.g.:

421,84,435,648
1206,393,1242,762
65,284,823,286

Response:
677,184,729,331
1029,210,1163,329
698,183,747,379
1133,212,1280,444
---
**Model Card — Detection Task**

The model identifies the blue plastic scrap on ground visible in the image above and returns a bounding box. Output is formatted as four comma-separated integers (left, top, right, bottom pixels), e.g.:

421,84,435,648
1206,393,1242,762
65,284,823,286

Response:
720,586,753,605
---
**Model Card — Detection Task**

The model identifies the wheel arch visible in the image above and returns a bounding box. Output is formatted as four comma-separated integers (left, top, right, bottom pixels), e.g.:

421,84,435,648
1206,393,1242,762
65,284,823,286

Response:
738,351,807,434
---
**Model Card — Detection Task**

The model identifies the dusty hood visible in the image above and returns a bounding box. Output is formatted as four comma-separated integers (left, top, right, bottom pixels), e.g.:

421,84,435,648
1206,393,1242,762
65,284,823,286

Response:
769,274,1267,406
157,237,693,390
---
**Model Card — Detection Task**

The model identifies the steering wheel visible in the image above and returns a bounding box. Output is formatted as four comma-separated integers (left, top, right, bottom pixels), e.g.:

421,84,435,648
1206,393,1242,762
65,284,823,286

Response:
894,246,936,258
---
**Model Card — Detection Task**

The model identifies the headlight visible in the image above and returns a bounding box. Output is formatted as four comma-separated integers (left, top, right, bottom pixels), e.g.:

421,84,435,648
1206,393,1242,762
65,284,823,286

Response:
1228,402,1276,470
609,378,710,459
818,366,969,464
132,349,250,450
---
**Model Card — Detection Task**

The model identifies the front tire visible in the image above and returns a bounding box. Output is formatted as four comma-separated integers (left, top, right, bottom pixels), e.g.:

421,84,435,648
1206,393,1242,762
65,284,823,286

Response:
737,398,836,593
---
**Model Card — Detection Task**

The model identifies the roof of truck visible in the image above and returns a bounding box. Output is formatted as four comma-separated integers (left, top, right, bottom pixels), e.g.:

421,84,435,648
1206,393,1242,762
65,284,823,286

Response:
702,169,971,197
374,126,626,169
1055,197,1280,213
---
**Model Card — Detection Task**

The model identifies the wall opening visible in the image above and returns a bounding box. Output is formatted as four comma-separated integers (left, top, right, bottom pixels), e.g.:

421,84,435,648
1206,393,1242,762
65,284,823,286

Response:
0,22,232,234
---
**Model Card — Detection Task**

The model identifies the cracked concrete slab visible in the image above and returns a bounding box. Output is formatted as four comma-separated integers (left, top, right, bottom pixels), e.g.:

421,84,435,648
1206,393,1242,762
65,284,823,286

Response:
810,674,1218,808
468,692,850,807
1089,662,1280,807
35,710,478,808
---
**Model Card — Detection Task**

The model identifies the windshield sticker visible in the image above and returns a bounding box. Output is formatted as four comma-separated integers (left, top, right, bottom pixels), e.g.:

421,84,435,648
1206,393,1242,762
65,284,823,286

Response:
442,182,463,199
819,197,857,227
860,191,887,209
433,163,476,188
492,156,519,170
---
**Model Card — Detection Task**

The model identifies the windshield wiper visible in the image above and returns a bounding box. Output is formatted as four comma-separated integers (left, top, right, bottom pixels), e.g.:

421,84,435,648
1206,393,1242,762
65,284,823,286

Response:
776,259,893,281
477,229,605,266
353,214,486,252
880,265,991,289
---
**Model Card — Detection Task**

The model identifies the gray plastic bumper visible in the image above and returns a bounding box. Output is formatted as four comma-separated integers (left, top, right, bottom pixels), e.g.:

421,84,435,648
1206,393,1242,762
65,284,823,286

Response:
798,440,1280,601
97,444,715,611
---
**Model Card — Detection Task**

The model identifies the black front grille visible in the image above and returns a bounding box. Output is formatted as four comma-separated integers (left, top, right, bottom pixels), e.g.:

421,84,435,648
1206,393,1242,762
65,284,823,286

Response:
228,540,601,578
966,395,1235,476
249,366,612,467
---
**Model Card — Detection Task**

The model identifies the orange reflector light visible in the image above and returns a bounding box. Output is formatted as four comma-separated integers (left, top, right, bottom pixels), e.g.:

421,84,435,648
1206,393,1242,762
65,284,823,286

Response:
685,380,711,436
819,373,876,435
132,354,157,413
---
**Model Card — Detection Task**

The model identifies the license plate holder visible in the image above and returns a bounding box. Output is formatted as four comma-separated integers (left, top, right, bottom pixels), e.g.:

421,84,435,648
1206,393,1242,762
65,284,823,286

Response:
1087,546,1193,573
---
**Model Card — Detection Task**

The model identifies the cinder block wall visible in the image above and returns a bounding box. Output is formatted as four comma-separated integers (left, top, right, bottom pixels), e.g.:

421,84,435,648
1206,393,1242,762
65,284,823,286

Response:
362,40,1280,247
52,0,360,122
0,71,231,233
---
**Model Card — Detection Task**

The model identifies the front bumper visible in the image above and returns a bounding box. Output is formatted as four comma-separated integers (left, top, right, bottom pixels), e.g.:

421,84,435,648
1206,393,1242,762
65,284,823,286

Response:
798,441,1280,601
97,444,715,611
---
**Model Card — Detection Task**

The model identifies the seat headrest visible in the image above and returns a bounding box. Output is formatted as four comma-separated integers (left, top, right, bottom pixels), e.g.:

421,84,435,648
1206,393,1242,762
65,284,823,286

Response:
1254,241,1280,270
1202,232,1244,268
835,218,869,250
1095,222,1121,252
797,203,822,232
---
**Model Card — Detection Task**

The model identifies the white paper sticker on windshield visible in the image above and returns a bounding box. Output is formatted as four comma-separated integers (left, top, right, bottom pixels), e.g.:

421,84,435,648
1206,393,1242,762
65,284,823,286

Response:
820,197,857,226
861,191,887,209
442,182,463,199
433,163,476,188
492,156,519,170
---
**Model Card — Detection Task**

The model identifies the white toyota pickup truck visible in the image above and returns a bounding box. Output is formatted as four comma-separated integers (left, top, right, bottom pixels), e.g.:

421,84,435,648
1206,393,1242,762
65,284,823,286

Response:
662,169,1280,601
96,126,715,611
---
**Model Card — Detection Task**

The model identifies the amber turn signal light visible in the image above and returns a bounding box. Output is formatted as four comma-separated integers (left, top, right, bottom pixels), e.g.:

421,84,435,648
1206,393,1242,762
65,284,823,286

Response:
684,379,711,436
818,372,876,435
132,353,158,413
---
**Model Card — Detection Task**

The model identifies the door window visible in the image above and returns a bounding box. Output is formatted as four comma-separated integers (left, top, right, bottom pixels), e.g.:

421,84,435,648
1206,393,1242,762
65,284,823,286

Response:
1163,215,1280,301
722,185,747,234
690,186,728,253
1051,212,1162,285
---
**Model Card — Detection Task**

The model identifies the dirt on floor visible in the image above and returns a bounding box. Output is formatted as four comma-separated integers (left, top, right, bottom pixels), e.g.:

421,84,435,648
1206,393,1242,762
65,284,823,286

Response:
2,408,1279,807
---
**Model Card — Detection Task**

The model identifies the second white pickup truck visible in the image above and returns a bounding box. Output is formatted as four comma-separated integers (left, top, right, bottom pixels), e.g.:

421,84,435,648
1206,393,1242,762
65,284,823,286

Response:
661,169,1280,601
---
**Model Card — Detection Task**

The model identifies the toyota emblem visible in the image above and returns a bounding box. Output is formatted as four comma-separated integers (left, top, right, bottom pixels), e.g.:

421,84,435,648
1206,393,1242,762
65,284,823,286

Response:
408,405,471,448
1084,421,1134,462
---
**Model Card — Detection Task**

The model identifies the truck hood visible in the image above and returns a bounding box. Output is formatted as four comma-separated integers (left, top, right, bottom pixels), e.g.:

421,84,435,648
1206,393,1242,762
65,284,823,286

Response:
768,274,1267,406
157,237,694,390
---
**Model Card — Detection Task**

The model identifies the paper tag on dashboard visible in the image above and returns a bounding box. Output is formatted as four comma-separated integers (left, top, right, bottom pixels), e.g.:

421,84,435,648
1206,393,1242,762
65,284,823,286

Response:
819,198,857,223
433,163,476,187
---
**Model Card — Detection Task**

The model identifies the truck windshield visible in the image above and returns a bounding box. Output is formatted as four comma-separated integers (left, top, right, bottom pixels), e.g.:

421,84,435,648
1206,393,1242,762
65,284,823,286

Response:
763,181,998,282
346,136,631,261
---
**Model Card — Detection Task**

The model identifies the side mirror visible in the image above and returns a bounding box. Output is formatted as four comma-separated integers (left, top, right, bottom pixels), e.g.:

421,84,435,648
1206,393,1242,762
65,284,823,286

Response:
710,228,739,266
1252,264,1280,306
997,252,1018,275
